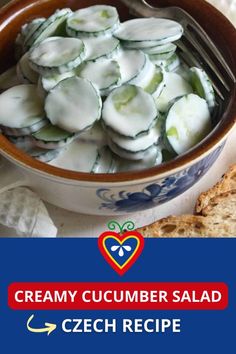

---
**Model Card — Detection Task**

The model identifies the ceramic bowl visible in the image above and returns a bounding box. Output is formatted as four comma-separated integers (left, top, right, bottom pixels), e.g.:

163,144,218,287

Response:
0,0,236,215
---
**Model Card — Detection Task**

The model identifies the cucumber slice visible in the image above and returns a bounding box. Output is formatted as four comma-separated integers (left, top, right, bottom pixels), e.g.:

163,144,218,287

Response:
149,51,176,61
32,123,75,149
189,67,216,111
17,52,39,84
40,71,75,92
83,36,120,61
122,40,161,49
22,18,46,39
129,57,153,87
79,122,107,147
0,84,46,133
108,138,161,161
111,146,162,172
92,146,113,173
102,84,157,138
151,68,166,100
157,114,177,156
143,43,177,55
114,18,183,45
1,119,48,137
0,66,21,91
151,53,181,72
25,8,72,48
31,147,63,163
116,49,147,85
77,58,121,96
8,135,35,151
17,18,46,55
166,94,212,155
137,63,165,99
29,37,85,76
128,59,165,99
45,76,102,133
107,122,161,153
49,139,99,173
156,72,193,113
66,5,119,38
8,135,62,162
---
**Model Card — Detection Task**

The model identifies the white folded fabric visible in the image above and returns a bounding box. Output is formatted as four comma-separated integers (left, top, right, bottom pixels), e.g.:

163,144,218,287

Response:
0,187,57,237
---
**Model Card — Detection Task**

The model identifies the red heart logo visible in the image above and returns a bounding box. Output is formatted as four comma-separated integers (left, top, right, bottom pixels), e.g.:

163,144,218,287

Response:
98,227,144,276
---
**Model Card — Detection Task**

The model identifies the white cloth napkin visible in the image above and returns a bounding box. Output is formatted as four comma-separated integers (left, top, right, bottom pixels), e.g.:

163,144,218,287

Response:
0,187,57,237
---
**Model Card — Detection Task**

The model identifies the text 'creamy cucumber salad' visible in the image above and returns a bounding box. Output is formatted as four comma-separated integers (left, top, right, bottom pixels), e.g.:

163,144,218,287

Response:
0,5,216,173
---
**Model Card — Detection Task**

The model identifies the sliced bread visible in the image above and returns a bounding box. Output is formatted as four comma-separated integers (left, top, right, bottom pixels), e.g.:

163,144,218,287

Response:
196,164,236,213
137,215,210,238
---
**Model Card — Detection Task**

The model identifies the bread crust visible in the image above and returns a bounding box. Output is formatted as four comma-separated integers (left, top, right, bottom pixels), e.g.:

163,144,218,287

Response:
201,189,236,216
196,164,236,214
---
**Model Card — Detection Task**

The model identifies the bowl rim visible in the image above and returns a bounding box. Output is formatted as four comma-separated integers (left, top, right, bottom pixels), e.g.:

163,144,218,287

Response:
0,0,236,183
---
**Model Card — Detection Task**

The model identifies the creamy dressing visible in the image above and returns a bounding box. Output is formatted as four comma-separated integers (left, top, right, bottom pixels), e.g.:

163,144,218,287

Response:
30,146,62,162
166,94,212,154
27,9,72,47
112,146,163,172
131,60,165,99
79,122,107,147
1,5,217,174
23,18,46,46
45,77,102,133
156,72,193,112
175,64,190,81
77,58,120,92
102,85,157,138
41,71,75,92
114,18,183,44
109,139,161,161
0,84,45,128
151,54,181,72
83,36,120,61
190,67,215,111
9,135,35,152
149,51,176,61
9,133,63,162
143,43,177,55
50,139,99,172
116,49,146,84
108,122,161,152
17,52,39,84
130,58,154,88
30,37,85,68
67,5,119,33
32,123,74,149
93,146,113,173
123,40,161,49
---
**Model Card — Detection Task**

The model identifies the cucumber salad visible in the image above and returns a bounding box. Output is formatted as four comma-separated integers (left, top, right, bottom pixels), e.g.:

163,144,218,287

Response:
0,5,216,174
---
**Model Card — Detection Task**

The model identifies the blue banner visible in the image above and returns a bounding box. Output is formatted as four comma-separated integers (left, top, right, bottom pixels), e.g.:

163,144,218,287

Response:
0,239,235,353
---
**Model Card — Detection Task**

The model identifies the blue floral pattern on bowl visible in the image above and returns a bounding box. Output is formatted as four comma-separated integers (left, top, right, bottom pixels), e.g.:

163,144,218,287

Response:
96,145,224,213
